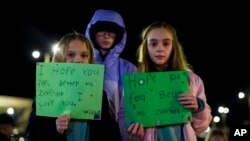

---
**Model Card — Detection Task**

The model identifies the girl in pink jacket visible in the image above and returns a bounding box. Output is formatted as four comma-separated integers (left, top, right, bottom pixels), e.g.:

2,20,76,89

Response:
118,22,212,141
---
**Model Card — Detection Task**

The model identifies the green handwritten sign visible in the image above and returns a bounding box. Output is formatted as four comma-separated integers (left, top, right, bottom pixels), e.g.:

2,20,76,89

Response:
36,63,104,120
123,71,191,127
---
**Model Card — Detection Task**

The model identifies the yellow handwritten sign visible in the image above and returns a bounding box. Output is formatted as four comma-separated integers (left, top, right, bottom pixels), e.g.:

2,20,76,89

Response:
123,71,191,127
36,63,104,120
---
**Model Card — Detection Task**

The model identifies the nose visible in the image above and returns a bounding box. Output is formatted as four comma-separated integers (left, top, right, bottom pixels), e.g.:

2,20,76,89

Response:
156,44,164,52
73,55,82,63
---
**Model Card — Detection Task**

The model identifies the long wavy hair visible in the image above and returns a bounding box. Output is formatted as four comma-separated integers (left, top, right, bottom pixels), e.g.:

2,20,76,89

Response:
52,32,95,63
137,22,192,72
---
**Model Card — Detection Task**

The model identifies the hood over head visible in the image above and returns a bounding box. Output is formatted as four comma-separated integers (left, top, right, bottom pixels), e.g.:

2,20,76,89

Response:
89,21,124,47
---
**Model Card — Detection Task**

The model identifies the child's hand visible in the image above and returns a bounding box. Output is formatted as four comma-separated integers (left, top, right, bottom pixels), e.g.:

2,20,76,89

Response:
178,93,198,112
56,114,70,134
127,123,144,140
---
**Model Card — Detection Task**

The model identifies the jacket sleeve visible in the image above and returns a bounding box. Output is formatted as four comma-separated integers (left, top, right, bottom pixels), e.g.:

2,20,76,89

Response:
189,72,212,133
25,98,66,141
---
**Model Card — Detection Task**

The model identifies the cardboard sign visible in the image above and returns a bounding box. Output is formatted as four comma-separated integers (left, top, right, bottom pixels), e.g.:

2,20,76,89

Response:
36,63,104,120
123,71,191,127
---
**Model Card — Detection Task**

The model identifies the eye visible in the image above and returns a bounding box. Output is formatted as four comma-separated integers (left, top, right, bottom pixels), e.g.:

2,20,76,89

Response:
96,31,106,36
108,32,116,37
81,53,88,58
162,39,171,47
163,42,169,47
67,53,75,58
149,42,157,47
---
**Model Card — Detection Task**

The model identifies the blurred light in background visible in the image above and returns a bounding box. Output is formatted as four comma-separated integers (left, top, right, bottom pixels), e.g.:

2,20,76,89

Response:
218,106,229,127
19,137,25,141
238,91,250,124
213,116,220,123
7,107,14,115
238,91,245,99
218,106,229,114
32,50,40,59
52,42,59,54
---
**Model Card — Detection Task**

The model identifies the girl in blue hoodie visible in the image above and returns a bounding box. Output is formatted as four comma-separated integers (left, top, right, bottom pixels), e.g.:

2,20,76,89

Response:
85,9,137,141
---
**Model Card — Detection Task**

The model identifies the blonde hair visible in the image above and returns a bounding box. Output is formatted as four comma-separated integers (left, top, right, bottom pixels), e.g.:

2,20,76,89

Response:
137,22,191,72
52,32,95,63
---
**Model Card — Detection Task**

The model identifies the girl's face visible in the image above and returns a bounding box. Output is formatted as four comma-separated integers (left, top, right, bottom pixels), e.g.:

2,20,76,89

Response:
147,27,173,70
95,31,116,50
66,39,90,63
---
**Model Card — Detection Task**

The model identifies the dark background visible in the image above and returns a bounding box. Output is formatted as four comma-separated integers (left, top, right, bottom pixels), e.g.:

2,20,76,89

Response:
1,0,250,135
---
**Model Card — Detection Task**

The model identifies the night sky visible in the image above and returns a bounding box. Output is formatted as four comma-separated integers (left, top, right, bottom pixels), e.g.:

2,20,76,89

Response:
1,0,250,128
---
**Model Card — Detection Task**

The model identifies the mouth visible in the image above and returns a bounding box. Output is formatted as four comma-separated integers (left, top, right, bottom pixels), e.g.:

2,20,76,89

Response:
103,41,111,45
155,56,165,59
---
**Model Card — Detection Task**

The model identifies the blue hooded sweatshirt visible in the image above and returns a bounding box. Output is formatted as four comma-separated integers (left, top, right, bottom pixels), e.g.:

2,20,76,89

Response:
85,9,137,120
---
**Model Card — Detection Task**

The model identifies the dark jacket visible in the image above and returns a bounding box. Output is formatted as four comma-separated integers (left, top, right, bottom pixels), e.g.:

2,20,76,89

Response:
26,99,67,141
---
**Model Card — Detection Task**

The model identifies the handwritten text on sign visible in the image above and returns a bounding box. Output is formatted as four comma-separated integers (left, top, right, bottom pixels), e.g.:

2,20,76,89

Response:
36,63,104,120
123,71,191,127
